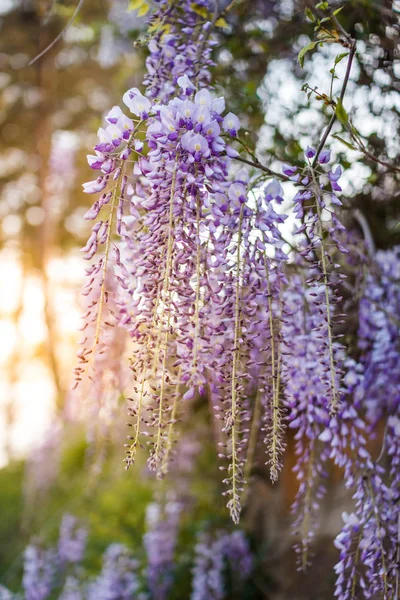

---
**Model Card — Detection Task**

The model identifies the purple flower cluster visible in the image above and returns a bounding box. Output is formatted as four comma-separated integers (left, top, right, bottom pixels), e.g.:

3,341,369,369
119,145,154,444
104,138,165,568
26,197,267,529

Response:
191,534,225,600
357,246,400,425
327,393,394,599
59,577,83,600
191,530,252,600
58,514,88,566
289,147,348,413
88,544,140,600
0,586,16,600
114,81,247,491
143,501,181,600
282,273,343,569
21,517,88,600
23,544,58,600
223,530,253,578
324,248,400,598
75,0,310,528
143,0,215,103
6,510,255,600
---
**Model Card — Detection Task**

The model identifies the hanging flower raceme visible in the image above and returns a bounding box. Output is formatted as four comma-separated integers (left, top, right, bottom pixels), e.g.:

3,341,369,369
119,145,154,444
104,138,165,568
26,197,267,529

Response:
217,178,290,506
74,105,141,389
143,0,215,103
357,246,400,426
282,272,344,570
76,0,262,520
114,80,248,482
289,147,348,414
75,0,362,538
255,180,289,484
209,173,293,521
327,249,400,598
325,371,394,600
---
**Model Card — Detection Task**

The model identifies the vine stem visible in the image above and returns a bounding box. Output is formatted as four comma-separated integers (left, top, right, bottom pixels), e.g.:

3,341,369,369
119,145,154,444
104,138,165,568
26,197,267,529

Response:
233,154,289,181
229,203,244,524
153,160,179,470
29,0,85,65
309,163,339,412
312,41,356,166
300,443,315,571
86,169,124,378
84,124,142,379
264,252,280,482
159,367,182,478
350,527,363,598
364,479,389,596
242,388,261,501
125,245,166,466
193,192,202,372
151,159,179,376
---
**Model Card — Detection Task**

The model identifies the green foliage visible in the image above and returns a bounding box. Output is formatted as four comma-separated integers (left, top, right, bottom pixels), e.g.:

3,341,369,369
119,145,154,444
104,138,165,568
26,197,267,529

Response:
332,134,356,150
335,98,348,125
0,462,25,583
298,41,319,68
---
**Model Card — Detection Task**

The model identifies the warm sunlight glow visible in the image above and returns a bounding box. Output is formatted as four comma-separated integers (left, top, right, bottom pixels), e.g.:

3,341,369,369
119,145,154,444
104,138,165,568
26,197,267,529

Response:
0,250,84,465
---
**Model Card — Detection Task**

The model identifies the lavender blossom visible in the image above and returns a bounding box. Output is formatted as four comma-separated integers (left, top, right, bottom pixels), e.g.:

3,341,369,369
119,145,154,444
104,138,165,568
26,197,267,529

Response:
22,545,58,600
143,501,181,600
191,534,225,600
58,577,83,600
291,148,348,413
282,273,343,569
223,530,253,578
357,246,400,425
321,362,394,599
88,544,140,600
143,1,215,103
0,587,17,600
191,530,252,599
58,514,88,565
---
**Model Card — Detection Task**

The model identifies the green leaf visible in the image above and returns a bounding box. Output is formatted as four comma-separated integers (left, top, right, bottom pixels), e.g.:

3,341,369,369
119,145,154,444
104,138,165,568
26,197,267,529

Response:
333,6,344,15
128,0,150,14
305,7,315,22
298,41,318,68
215,17,229,28
138,3,150,16
316,1,329,9
350,124,361,138
335,98,348,125
334,52,349,65
332,134,356,150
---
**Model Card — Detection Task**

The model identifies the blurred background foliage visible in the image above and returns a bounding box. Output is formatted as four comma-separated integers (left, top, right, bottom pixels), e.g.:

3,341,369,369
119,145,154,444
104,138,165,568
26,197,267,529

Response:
0,0,399,598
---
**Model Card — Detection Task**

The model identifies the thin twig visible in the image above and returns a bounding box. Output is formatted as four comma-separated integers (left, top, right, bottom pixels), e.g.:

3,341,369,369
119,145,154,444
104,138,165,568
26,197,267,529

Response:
348,129,400,173
329,9,352,43
312,41,356,166
29,0,85,66
352,209,376,256
233,155,289,181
